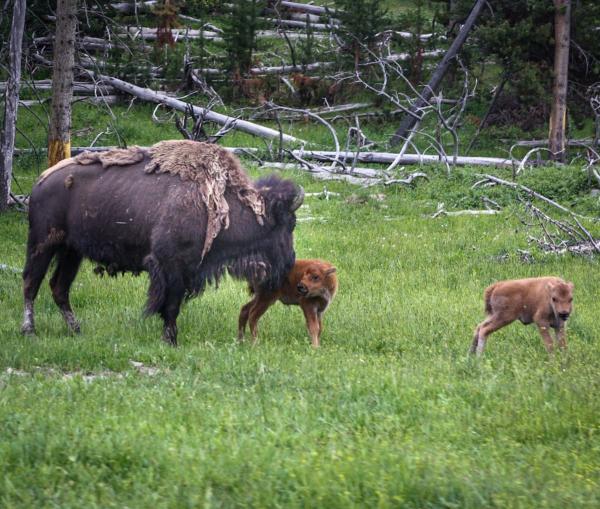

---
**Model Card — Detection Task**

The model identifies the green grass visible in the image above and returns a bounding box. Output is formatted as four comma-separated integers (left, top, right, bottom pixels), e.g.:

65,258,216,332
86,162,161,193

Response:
1,154,600,507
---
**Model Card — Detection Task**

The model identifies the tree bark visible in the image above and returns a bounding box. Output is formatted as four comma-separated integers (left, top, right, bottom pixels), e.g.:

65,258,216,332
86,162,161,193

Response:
390,0,487,146
549,0,571,162
48,0,78,167
0,0,26,212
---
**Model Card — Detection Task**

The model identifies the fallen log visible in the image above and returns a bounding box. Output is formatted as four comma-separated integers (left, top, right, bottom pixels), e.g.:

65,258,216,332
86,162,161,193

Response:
87,73,304,144
123,27,222,41
33,35,152,52
251,102,373,120
295,150,512,168
196,51,441,77
507,138,600,148
109,1,156,13
279,1,338,16
0,80,115,95
19,95,121,107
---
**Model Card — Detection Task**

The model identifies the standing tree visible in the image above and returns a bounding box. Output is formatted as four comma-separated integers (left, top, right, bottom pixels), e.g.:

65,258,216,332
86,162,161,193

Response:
222,0,264,79
0,0,26,211
549,0,571,162
334,0,388,67
48,0,78,167
390,0,487,146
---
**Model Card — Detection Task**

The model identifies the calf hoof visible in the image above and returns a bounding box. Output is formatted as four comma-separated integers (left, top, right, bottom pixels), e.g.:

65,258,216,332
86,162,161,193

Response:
21,323,35,335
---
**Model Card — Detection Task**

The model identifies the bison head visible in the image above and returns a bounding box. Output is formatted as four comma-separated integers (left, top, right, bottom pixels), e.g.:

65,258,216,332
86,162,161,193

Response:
548,279,574,322
218,175,303,293
252,175,303,290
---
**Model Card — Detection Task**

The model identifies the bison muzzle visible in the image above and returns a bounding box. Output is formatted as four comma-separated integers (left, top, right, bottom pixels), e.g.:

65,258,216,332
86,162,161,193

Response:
21,140,304,346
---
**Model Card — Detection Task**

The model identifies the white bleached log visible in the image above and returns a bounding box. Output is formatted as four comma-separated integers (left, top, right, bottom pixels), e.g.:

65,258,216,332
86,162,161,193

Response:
0,79,115,95
295,151,512,168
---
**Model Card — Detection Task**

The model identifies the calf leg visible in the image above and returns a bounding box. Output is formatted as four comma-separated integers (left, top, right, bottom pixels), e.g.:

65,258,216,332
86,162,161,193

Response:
49,247,83,333
536,323,556,353
301,303,321,348
473,315,513,355
238,297,257,341
248,295,277,345
556,325,568,350
21,240,59,335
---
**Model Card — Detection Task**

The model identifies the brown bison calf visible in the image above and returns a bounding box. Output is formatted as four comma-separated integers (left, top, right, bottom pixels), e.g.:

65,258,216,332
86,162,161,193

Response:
238,259,337,347
471,276,574,355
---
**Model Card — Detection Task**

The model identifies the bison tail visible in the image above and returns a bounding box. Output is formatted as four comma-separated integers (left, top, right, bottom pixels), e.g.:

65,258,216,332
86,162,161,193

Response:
143,254,167,316
484,284,495,315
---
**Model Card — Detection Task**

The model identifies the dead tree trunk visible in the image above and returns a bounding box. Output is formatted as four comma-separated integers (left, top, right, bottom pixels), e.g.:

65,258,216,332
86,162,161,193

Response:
48,0,78,167
549,0,571,162
0,0,26,212
390,0,487,146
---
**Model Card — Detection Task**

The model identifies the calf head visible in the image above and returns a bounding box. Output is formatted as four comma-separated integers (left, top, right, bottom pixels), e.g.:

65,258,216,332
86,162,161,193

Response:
548,280,574,321
297,264,336,298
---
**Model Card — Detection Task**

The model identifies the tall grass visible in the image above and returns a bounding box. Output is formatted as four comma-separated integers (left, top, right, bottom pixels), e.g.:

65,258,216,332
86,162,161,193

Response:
1,156,599,507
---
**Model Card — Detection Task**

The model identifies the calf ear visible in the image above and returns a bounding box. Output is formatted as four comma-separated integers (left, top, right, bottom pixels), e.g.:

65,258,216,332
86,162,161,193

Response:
546,281,556,292
567,281,575,291
325,267,337,276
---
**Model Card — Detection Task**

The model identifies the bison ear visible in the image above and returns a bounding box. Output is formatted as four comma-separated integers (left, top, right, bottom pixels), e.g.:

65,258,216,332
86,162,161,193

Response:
290,185,304,211
546,281,556,292
567,281,575,291
325,266,336,276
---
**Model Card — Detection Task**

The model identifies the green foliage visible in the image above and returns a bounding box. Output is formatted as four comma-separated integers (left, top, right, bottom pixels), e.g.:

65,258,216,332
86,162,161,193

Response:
453,0,600,128
222,0,265,76
2,155,600,507
334,0,389,64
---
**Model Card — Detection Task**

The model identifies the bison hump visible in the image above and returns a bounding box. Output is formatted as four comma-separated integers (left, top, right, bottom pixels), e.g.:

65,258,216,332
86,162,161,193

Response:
145,140,265,258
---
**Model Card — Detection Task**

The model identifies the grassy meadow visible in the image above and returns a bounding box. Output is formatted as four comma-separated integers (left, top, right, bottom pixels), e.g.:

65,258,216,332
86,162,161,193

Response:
2,132,600,507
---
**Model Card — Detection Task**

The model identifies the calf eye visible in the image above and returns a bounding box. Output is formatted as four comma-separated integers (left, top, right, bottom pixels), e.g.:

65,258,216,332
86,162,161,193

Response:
552,297,556,302
312,275,320,281
569,298,573,303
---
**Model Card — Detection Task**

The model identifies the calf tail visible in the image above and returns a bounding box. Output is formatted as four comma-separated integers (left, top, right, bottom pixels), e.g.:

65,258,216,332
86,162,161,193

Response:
483,284,495,315
143,254,167,316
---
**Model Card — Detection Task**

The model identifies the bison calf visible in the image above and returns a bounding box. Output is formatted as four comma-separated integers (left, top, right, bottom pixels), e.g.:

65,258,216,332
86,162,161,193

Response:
238,259,337,347
471,276,574,355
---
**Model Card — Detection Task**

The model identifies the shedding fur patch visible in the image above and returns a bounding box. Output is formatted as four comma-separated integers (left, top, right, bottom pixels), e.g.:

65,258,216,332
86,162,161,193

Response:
37,147,147,184
145,140,265,258
74,146,146,168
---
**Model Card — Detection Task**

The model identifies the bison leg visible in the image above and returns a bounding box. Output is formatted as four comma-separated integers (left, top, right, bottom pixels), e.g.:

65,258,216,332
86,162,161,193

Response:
159,273,186,347
238,296,257,341
556,326,568,350
536,323,556,353
247,295,277,345
470,324,483,354
301,303,321,348
22,240,59,335
49,247,83,333
473,315,513,355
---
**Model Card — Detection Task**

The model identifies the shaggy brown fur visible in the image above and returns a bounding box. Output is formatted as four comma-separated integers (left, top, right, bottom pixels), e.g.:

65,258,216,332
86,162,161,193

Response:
40,141,266,259
145,140,265,257
471,276,574,355
238,259,338,348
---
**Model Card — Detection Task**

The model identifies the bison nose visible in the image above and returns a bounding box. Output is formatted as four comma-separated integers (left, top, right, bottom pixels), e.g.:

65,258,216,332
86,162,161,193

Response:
297,284,308,295
559,312,570,321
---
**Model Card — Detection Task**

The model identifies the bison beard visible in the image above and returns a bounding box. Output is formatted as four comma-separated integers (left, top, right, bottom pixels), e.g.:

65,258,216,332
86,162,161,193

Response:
22,141,303,346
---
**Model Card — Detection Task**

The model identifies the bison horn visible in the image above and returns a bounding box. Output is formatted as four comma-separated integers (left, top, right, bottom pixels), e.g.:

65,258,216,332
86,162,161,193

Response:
291,185,304,211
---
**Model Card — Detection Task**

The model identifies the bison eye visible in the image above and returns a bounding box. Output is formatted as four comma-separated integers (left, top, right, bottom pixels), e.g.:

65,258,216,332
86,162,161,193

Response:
569,298,573,303
311,275,320,281
552,297,556,302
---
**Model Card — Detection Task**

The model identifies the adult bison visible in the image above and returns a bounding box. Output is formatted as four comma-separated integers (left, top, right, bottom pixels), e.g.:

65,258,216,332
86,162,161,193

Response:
22,140,303,345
